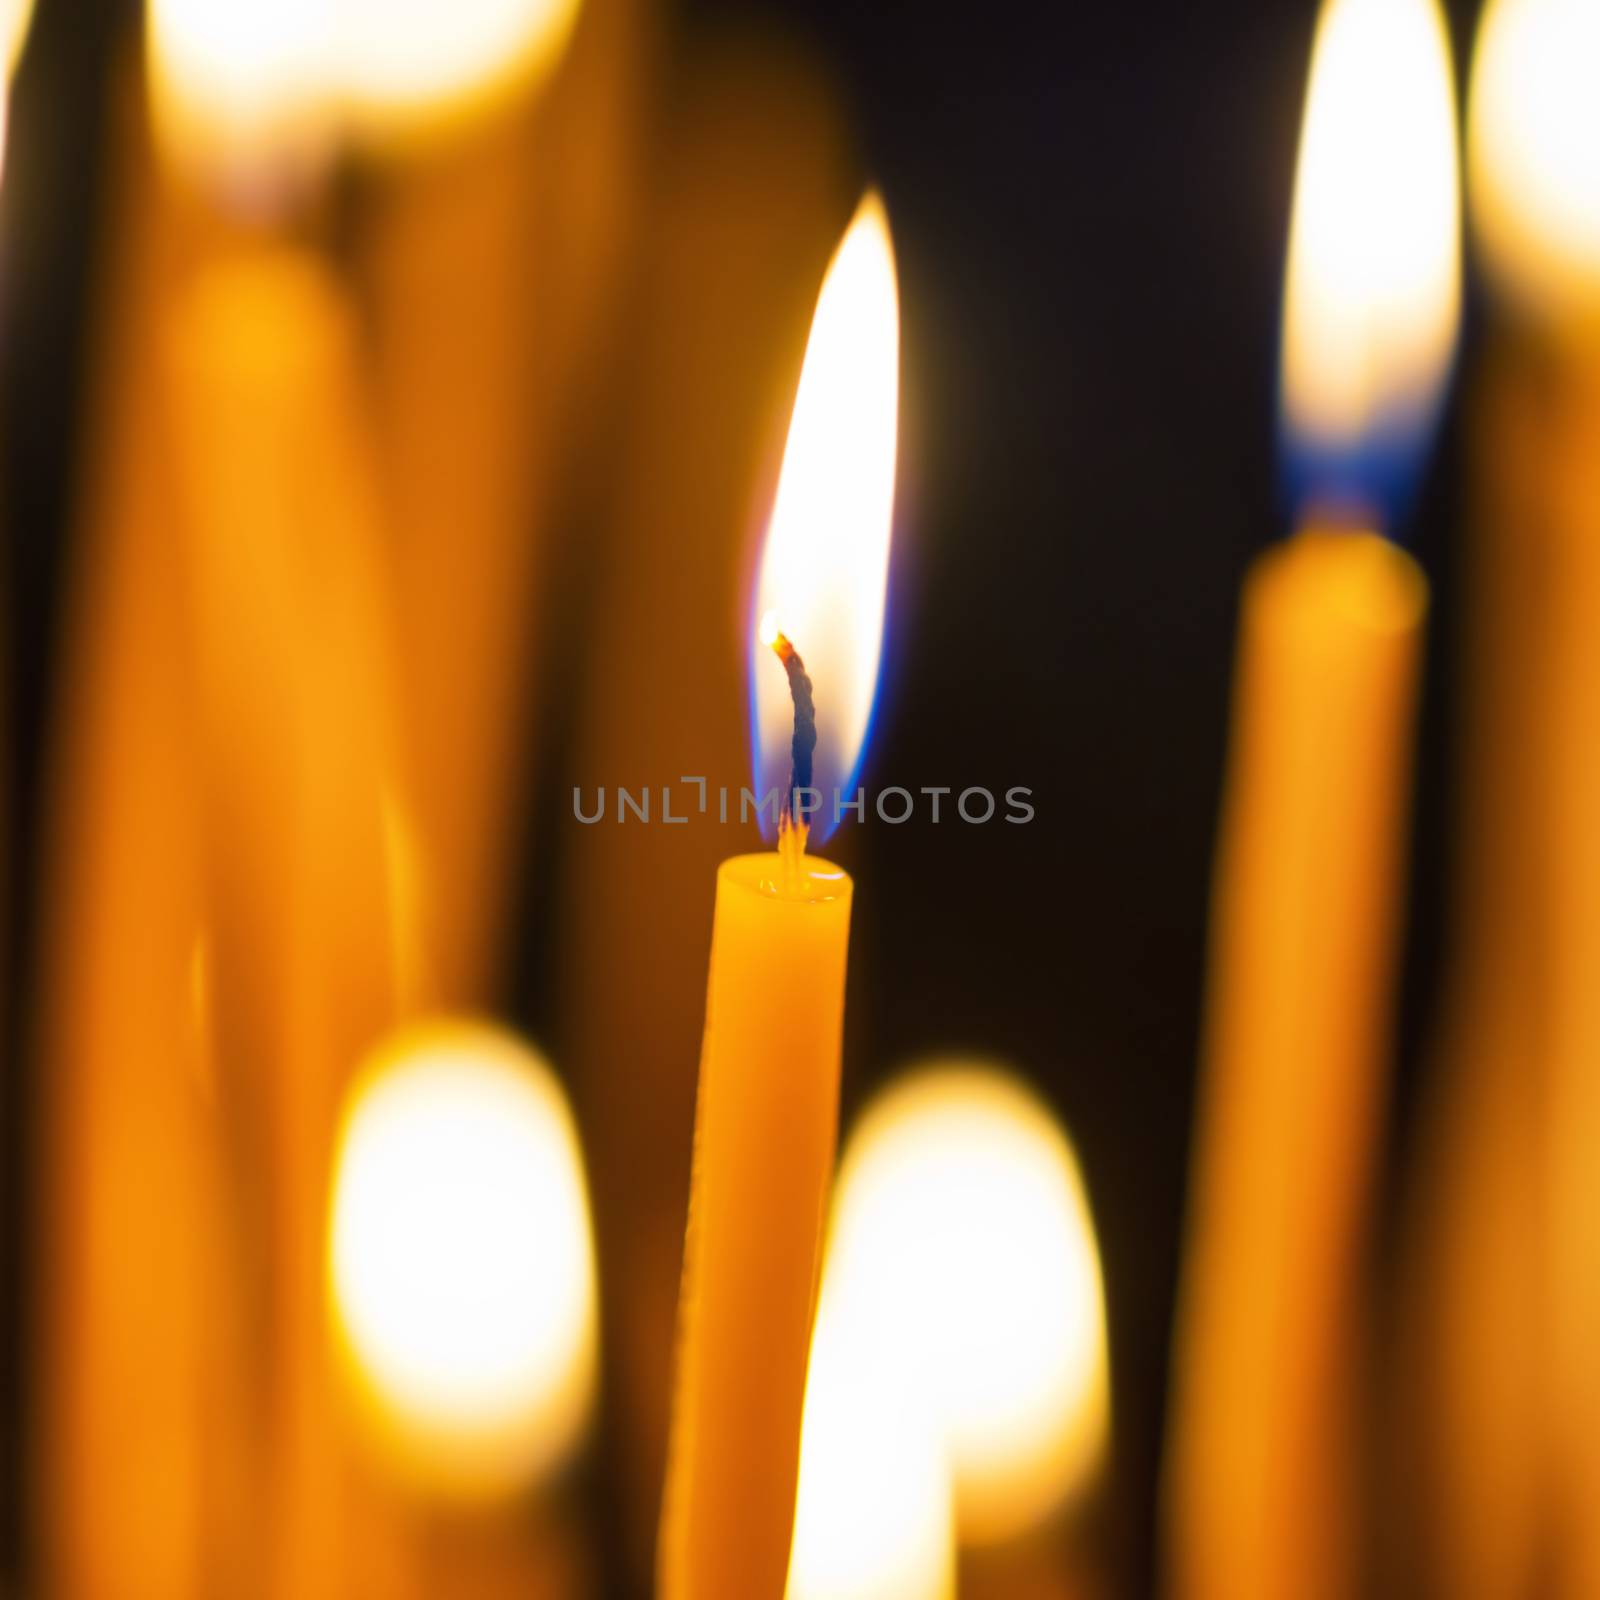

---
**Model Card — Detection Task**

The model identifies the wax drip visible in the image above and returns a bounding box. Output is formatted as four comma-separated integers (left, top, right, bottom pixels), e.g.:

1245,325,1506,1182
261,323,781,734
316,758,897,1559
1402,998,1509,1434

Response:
767,626,816,861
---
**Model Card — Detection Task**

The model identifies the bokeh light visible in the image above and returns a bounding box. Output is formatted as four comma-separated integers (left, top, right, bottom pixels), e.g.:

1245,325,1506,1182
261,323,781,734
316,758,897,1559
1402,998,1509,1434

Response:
786,1291,954,1600
1470,0,1600,319
820,1065,1110,1545
147,0,338,196
336,0,583,140
1279,0,1461,521
327,1019,598,1499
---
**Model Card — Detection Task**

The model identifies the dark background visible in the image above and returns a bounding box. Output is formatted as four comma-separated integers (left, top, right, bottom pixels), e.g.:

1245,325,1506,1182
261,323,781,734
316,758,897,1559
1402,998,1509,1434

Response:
0,0,1484,1594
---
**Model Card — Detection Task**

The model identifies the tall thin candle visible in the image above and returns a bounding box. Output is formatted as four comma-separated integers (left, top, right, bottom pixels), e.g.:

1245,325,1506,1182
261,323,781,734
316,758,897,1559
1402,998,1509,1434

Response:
659,193,899,1600
1165,1,1461,1595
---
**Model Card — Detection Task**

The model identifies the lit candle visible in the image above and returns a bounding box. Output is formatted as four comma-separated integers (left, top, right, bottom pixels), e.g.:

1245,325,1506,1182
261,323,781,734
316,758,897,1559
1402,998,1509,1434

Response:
32,17,292,1591
162,251,404,1599
1164,2,1461,1596
658,192,899,1600
346,0,642,1008
147,7,409,1590
1462,5,1600,1593
556,40,853,1573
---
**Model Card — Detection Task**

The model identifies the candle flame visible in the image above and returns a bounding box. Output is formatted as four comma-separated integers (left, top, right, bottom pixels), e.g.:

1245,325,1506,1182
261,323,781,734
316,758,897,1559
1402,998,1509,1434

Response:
816,1065,1110,1546
786,1291,955,1600
327,1020,598,1500
751,192,899,845
0,0,33,182
1280,0,1461,529
149,0,582,188
1469,0,1600,322
147,0,337,200
337,0,581,143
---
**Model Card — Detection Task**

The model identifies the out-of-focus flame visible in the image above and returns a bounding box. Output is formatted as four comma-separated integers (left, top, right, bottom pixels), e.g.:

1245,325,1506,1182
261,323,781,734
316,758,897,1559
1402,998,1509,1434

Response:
1280,0,1461,526
751,192,899,844
149,0,582,189
818,1065,1110,1546
337,0,581,141
0,0,29,79
1470,0,1600,322
327,1019,598,1500
786,1291,955,1600
0,0,34,179
147,0,337,199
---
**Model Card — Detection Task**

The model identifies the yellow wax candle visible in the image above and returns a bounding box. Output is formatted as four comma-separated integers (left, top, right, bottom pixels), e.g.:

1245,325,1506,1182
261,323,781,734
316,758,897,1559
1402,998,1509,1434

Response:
35,70,246,1596
659,850,852,1599
557,36,852,1578
660,192,899,1599
1167,527,1426,1600
351,0,648,1009
1165,0,1460,1595
1393,331,1554,1600
162,247,404,1599
1463,3,1600,1591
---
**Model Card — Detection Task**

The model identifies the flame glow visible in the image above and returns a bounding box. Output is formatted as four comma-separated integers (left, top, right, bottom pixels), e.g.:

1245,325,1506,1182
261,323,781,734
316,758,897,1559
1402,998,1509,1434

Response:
327,1020,598,1499
149,0,582,184
786,1292,955,1600
751,193,899,844
337,0,582,139
147,0,337,195
818,1066,1110,1545
1470,0,1600,320
0,0,28,78
1280,0,1461,526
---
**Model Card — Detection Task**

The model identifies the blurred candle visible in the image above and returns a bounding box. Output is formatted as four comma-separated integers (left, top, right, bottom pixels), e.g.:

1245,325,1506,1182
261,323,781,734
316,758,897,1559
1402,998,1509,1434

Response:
1165,2,1460,1597
162,250,405,1598
33,115,217,1591
146,2,413,1587
349,0,647,1010
1463,4,1600,1593
33,69,261,1596
658,193,897,1600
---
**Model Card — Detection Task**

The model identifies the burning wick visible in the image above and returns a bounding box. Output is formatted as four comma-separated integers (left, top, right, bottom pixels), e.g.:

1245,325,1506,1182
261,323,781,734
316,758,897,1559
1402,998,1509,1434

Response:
759,609,817,852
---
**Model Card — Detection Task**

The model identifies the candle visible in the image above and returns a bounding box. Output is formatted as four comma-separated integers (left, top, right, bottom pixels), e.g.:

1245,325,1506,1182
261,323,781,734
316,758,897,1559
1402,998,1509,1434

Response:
33,148,218,1586
1164,1,1461,1596
556,35,852,1577
658,192,899,1600
350,0,647,1007
1461,3,1600,1592
162,247,405,1597
1398,1,1600,1591
33,70,249,1595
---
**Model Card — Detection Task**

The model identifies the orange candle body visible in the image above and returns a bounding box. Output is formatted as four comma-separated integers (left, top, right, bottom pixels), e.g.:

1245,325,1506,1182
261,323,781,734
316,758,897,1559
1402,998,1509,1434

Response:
660,851,852,1600
162,249,404,1598
1168,527,1427,1600
1398,333,1563,1600
1535,348,1600,1599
